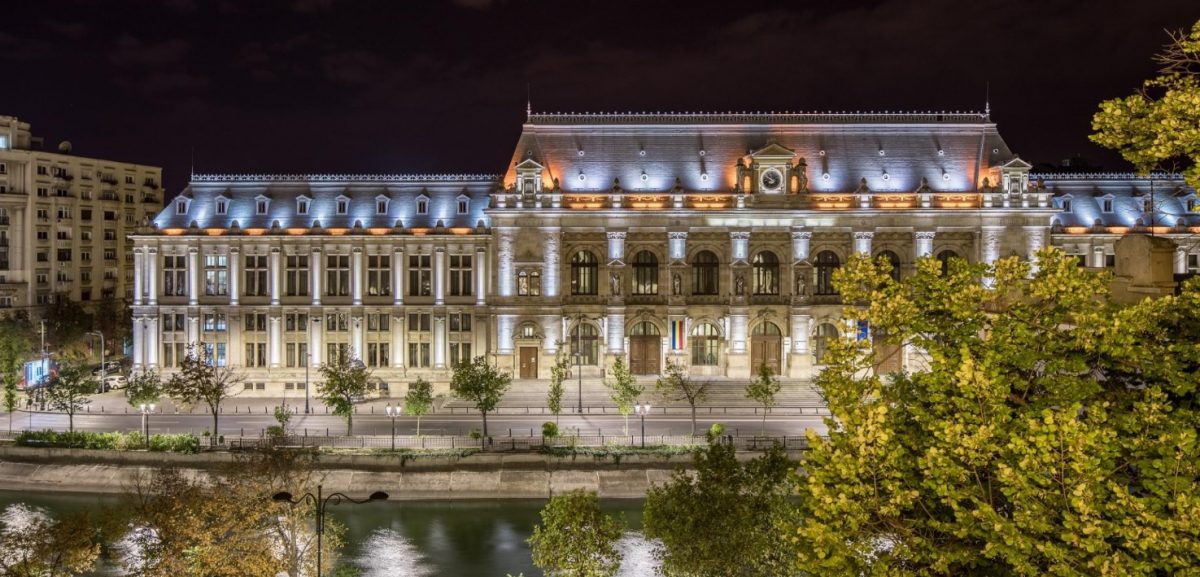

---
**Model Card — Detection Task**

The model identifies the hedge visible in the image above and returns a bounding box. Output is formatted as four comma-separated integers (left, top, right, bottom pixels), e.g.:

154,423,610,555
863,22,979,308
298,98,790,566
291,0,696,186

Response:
15,430,201,454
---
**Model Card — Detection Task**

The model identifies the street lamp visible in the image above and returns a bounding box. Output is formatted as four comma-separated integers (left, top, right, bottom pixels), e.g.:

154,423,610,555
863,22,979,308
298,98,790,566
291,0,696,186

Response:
305,317,319,415
272,485,388,577
635,402,651,448
384,405,400,451
139,403,156,449
88,331,105,393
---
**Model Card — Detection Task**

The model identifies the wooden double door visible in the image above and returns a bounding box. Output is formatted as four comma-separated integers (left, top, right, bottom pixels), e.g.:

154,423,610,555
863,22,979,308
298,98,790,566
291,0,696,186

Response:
750,321,782,375
629,336,661,375
519,347,538,379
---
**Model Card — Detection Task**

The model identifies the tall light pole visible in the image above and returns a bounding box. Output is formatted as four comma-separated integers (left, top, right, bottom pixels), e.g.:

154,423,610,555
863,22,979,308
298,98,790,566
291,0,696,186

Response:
635,402,651,448
384,405,400,451
273,485,388,577
88,331,105,393
38,320,47,409
139,403,156,449
574,314,584,414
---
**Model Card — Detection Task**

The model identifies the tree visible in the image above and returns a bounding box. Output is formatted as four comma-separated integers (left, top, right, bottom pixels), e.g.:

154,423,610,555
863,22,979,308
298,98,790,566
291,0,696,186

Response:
450,355,512,440
655,360,709,436
163,344,244,444
643,443,798,577
404,377,433,436
745,362,781,435
0,503,100,577
125,369,163,408
605,354,642,435
92,297,131,357
528,490,624,577
43,361,96,434
43,295,93,352
792,249,1200,575
0,315,33,434
1092,19,1200,190
315,344,372,436
547,342,569,424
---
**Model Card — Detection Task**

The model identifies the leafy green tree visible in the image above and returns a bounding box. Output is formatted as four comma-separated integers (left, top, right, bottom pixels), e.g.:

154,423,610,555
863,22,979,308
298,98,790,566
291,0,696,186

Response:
655,360,709,436
644,442,799,577
403,377,433,436
43,361,96,433
792,249,1200,576
43,295,93,352
0,503,100,577
92,297,130,358
745,362,781,435
547,343,569,423
450,355,512,439
125,369,162,408
528,490,624,577
1092,19,1200,190
0,315,34,434
315,344,371,436
2,381,15,435
163,344,245,444
605,354,642,435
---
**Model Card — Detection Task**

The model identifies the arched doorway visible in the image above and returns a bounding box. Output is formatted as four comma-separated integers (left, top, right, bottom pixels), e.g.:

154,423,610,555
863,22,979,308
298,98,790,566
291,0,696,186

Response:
629,321,661,375
750,321,782,375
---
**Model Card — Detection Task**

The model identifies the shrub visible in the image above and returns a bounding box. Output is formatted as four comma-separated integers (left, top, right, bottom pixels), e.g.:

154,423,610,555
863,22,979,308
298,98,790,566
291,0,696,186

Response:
542,421,559,438
265,425,286,439
707,422,726,443
14,430,198,453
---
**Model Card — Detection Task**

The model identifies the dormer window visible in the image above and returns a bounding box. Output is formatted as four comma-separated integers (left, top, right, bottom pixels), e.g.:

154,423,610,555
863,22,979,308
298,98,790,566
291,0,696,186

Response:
417,197,429,215
175,198,188,215
375,196,389,215
456,196,469,215
1142,197,1152,213
297,198,309,215
215,198,228,215
1060,196,1073,213
336,196,349,215
1101,198,1114,213
255,195,270,215
1187,199,1196,213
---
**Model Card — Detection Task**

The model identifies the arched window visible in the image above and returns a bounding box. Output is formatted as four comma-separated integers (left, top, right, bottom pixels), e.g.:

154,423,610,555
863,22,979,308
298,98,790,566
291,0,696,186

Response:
691,250,719,295
571,250,598,295
752,322,782,336
632,250,659,295
813,322,839,364
690,323,720,366
631,321,660,336
937,250,958,276
752,251,780,295
815,251,840,295
570,323,600,365
877,250,901,282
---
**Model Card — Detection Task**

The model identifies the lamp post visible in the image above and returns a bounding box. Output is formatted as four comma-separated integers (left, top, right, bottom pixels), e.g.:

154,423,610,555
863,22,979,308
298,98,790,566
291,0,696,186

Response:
88,331,105,393
306,316,319,414
384,405,400,451
635,402,651,448
139,403,155,449
272,485,389,577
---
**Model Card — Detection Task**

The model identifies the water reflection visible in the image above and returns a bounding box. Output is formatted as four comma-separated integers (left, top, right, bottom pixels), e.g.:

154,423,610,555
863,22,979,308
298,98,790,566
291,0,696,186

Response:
354,528,433,577
615,532,663,576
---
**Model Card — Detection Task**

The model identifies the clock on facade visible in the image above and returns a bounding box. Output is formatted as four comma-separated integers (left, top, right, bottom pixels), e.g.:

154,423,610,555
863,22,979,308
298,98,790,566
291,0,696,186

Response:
760,168,783,192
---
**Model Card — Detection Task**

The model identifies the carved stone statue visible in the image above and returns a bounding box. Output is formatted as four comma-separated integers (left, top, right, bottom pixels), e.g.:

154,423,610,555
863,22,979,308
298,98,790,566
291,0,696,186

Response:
796,271,808,297
672,273,681,296
794,158,808,193
735,274,745,296
610,273,621,296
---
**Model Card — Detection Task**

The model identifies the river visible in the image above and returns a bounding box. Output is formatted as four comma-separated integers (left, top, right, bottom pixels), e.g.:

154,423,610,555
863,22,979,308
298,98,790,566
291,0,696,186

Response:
0,491,654,577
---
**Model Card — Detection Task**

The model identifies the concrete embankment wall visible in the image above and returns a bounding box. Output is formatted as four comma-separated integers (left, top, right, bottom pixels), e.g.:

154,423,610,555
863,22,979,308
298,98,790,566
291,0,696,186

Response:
0,447,753,499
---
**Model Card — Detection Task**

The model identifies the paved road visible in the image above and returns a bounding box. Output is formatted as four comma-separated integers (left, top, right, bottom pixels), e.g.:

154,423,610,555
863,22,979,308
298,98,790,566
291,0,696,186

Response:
3,410,827,438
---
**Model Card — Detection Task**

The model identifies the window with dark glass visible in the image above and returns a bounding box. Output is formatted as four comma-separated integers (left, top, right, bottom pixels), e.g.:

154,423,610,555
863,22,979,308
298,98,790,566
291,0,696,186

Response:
163,255,186,296
877,250,901,282
570,322,600,365
449,254,472,296
936,250,958,276
244,255,268,296
325,255,350,296
632,250,659,295
204,255,228,296
691,250,719,295
286,255,309,296
815,251,840,295
408,254,432,296
367,255,391,296
570,250,598,295
691,323,720,366
813,323,839,364
752,251,780,295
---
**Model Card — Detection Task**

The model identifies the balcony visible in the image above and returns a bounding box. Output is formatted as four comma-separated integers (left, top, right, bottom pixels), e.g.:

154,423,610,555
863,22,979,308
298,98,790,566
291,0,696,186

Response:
0,217,8,226
100,193,118,201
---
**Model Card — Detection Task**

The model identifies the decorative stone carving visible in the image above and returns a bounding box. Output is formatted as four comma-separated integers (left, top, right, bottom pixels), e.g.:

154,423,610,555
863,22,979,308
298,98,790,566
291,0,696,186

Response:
672,273,681,296
735,275,745,296
610,273,622,296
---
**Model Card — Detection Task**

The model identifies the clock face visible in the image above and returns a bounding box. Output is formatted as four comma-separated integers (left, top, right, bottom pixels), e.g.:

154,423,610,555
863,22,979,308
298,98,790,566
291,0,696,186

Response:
760,168,783,192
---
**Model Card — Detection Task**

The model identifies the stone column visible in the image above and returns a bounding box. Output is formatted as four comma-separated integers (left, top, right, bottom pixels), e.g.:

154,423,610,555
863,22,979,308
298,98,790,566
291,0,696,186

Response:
1175,246,1188,274
981,226,1005,287
791,314,811,353
1023,226,1047,274
228,248,240,306
791,230,811,263
1092,246,1106,268
351,247,364,305
393,247,405,305
729,312,748,354
269,315,282,368
133,249,144,306
497,228,516,297
475,246,487,305
606,310,625,355
310,316,323,366
433,314,446,369
434,247,446,306
391,312,404,368
914,231,936,258
542,228,561,297
311,248,322,306
187,315,200,347
351,316,364,360
854,231,874,255
497,314,515,355
187,247,199,306
146,315,160,368
269,248,282,305
132,317,144,369
147,248,158,305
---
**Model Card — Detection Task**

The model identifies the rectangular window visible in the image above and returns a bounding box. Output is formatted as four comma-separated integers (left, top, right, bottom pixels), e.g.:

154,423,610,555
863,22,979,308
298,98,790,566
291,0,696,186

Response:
457,199,468,214
203,313,227,332
367,255,391,296
449,342,471,367
204,254,228,296
286,342,309,368
56,207,72,219
243,313,267,332
164,255,187,296
1102,199,1114,213
406,312,431,368
367,342,389,367
408,254,432,296
243,255,268,297
297,199,309,214
367,313,390,332
449,254,472,296
203,343,227,367
56,249,72,262
325,254,350,296
325,312,349,332
244,342,267,367
285,313,309,332
407,342,430,367
286,255,309,296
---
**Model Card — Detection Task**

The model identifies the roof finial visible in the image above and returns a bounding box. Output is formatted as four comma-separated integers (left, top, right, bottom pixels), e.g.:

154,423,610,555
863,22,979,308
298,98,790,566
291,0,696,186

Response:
984,81,991,119
526,83,532,121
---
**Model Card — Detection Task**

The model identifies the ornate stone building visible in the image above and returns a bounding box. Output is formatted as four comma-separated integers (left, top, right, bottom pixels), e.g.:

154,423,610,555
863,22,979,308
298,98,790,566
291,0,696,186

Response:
130,110,1198,394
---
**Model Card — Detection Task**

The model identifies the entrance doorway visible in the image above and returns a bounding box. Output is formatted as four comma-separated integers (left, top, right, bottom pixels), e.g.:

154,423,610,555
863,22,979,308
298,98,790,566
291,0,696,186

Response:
750,321,782,375
519,347,538,379
628,321,661,375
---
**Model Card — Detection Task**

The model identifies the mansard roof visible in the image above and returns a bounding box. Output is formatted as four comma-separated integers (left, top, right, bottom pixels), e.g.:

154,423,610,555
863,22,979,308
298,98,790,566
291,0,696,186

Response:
1036,173,1199,230
152,173,497,232
505,110,1014,194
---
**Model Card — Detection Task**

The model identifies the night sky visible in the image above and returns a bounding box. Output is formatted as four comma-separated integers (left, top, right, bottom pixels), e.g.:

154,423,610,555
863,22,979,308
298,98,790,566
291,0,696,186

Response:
4,0,1198,196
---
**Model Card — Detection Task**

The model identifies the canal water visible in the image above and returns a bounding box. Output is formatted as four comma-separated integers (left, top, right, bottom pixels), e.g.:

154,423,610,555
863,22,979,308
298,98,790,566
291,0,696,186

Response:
0,491,653,577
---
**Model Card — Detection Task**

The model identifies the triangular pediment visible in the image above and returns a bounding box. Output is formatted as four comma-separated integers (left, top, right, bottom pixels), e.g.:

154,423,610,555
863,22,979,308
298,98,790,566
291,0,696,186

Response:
749,142,797,159
515,158,544,171
1001,157,1032,170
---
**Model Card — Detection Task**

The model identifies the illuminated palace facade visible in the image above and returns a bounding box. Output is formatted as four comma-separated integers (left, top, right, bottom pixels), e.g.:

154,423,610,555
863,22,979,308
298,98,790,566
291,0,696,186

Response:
130,111,1199,394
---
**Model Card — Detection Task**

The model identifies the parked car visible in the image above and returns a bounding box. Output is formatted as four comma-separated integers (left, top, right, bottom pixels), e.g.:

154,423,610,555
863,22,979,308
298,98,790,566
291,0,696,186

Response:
102,375,128,392
92,361,123,377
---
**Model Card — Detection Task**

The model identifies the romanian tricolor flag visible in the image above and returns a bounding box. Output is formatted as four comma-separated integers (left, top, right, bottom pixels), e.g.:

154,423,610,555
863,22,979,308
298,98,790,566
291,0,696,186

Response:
670,319,686,350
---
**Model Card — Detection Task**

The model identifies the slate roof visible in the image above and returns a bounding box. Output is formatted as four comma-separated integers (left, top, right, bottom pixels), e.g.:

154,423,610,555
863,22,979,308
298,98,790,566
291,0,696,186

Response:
1037,173,1199,230
504,111,1015,194
152,174,497,231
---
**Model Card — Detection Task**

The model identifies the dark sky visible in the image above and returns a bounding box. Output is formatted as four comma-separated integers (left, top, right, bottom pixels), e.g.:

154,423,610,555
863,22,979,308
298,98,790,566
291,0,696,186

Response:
3,0,1198,195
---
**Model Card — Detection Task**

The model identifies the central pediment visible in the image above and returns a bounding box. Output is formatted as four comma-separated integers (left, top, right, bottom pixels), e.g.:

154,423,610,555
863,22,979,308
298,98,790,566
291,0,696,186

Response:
749,142,797,160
